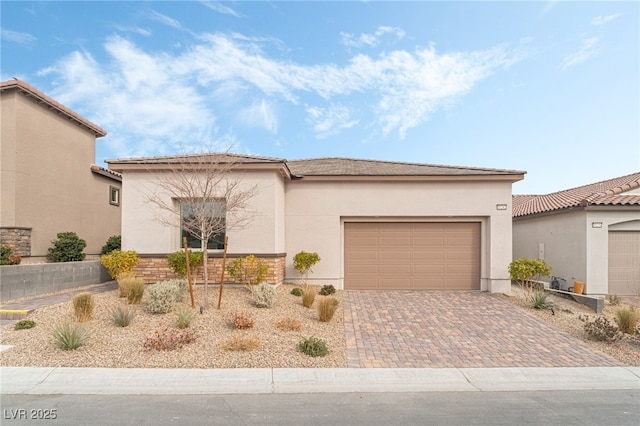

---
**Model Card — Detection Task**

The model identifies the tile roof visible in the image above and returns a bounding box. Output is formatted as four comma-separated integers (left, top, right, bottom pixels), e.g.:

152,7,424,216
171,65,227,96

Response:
106,153,286,165
286,157,525,177
513,172,640,217
90,164,122,182
0,78,107,137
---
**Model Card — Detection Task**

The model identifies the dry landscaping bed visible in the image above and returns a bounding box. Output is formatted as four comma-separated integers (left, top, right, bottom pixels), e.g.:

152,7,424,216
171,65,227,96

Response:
0,284,346,368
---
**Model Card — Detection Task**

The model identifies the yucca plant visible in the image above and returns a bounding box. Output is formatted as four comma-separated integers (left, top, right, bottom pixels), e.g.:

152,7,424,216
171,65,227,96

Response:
51,321,90,350
528,290,555,310
111,306,136,327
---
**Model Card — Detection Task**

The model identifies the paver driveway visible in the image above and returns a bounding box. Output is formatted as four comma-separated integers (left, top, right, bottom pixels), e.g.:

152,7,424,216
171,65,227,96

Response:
343,291,622,368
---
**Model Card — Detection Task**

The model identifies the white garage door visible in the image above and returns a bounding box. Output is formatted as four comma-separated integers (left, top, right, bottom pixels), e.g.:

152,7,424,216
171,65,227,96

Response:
344,222,480,290
608,231,640,295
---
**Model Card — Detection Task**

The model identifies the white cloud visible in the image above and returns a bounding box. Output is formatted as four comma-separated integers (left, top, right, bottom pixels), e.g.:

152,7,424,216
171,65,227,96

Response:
1,28,36,45
561,36,600,70
200,1,242,17
341,26,406,48
306,104,359,139
39,31,518,156
146,9,183,30
592,14,621,26
237,99,278,134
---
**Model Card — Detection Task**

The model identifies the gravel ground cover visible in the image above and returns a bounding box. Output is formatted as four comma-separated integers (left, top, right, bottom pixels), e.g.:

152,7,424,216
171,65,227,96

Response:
502,285,640,367
1,283,638,368
0,284,346,368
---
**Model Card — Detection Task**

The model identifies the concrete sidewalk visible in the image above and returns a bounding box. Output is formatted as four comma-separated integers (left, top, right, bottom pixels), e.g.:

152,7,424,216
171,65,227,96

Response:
2,366,639,395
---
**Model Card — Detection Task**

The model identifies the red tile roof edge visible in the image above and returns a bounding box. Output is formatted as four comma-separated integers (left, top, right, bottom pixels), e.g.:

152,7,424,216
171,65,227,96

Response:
91,164,122,181
513,172,640,217
0,79,107,137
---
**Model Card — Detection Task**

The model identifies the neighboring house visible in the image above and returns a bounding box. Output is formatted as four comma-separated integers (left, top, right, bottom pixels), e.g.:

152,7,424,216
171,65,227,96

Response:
513,173,640,295
0,79,122,261
107,154,524,293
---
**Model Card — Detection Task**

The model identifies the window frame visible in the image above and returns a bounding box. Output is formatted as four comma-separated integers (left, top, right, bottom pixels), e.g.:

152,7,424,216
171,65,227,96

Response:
179,199,226,250
109,186,120,206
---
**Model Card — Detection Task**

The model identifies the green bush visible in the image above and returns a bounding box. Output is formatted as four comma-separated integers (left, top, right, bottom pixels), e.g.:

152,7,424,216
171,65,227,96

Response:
176,305,196,329
614,306,639,334
508,258,552,293
51,321,90,350
100,250,139,279
146,279,187,314
167,250,204,277
47,232,86,262
253,283,276,308
0,245,13,265
290,287,303,296
72,293,95,322
319,284,336,296
14,319,36,330
293,251,321,286
111,306,135,327
528,290,555,310
298,336,329,357
226,254,269,286
101,235,121,255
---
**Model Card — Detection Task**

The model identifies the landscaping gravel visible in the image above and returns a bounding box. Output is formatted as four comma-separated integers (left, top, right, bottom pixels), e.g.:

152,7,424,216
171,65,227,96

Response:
0,284,346,368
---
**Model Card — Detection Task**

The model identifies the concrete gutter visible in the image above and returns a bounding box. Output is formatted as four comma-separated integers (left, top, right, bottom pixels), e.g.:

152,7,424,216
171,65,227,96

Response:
2,367,638,395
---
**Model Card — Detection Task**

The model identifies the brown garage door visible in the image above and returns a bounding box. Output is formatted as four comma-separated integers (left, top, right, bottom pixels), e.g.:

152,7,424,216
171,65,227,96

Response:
609,231,640,295
344,222,480,290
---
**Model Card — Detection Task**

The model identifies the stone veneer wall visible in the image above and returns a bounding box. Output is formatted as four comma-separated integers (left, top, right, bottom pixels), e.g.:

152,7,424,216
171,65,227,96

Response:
0,227,32,257
133,254,286,285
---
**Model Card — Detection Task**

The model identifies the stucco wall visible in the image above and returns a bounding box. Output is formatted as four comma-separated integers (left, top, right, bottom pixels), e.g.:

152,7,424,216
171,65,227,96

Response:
121,169,285,255
513,209,640,295
0,89,121,258
285,180,515,292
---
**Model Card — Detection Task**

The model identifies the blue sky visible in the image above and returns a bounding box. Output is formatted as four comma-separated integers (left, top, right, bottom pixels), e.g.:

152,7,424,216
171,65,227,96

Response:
2,1,638,194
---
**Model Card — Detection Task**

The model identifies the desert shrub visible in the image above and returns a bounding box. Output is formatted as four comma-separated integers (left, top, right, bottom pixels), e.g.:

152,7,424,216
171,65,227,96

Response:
72,293,95,322
51,321,90,350
228,311,255,329
221,334,261,351
101,250,139,279
8,254,21,265
528,290,555,310
253,282,276,308
607,294,621,306
290,287,303,296
167,250,204,278
0,245,12,265
176,305,196,329
146,279,187,314
47,232,86,262
302,287,316,308
116,272,136,297
143,327,197,351
508,258,552,291
298,336,328,357
614,306,639,334
14,319,36,330
111,306,136,327
275,317,302,331
226,254,269,287
319,284,336,296
317,297,340,322
579,315,621,342
293,251,321,286
119,277,145,304
100,235,121,255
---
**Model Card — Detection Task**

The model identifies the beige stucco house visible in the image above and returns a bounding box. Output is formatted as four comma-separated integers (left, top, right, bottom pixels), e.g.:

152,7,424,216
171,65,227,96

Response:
0,79,122,261
513,173,640,296
108,154,524,293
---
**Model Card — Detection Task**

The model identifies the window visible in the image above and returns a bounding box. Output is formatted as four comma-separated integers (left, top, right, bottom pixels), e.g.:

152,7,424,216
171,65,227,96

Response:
109,186,120,206
180,199,226,250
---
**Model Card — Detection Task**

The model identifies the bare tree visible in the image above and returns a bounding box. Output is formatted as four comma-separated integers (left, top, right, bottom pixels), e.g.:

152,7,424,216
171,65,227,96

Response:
144,151,259,308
